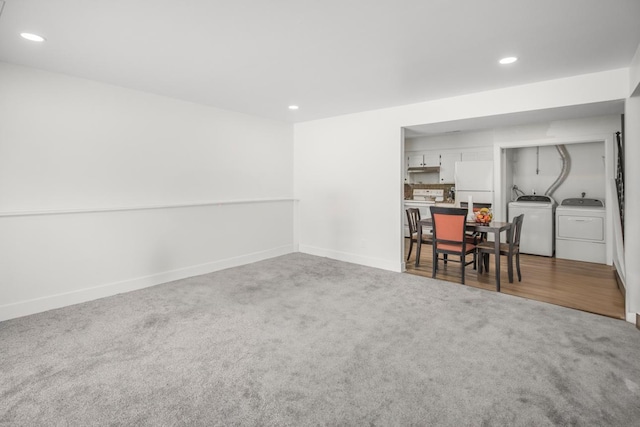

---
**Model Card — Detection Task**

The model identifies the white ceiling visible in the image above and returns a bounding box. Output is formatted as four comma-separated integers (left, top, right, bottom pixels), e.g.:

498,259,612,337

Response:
1,0,639,123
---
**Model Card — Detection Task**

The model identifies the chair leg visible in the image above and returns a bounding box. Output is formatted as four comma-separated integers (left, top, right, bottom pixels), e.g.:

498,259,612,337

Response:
461,254,465,284
406,239,413,261
516,252,522,282
432,248,437,279
507,253,514,283
472,250,477,270
444,254,448,264
478,251,484,274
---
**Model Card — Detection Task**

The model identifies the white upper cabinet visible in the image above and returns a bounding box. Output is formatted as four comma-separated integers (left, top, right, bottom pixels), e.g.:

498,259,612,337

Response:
405,145,493,184
408,153,440,167
406,151,461,184
408,154,425,168
423,153,440,167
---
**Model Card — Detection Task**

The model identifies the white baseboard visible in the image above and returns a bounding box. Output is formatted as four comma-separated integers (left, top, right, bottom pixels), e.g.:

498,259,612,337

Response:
0,244,295,322
299,244,403,273
627,312,638,325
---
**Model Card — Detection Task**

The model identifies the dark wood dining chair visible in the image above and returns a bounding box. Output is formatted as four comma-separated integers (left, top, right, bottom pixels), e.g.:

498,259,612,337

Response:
406,208,432,262
477,213,525,282
430,207,477,284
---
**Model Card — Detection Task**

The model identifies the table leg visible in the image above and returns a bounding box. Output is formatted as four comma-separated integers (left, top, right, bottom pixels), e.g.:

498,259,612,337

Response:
494,232,501,292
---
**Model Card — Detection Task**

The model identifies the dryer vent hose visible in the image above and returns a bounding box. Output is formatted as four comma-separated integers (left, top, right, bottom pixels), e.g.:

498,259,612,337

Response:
545,145,570,198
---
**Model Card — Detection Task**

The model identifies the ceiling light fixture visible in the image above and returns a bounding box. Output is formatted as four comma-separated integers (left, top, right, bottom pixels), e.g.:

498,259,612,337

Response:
499,56,518,65
20,32,46,42
288,105,299,110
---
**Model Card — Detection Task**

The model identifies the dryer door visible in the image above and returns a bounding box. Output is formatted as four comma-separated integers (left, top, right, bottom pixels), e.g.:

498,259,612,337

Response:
557,214,604,242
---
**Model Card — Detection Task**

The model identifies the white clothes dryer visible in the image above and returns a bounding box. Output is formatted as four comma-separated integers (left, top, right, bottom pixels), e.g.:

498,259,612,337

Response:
555,198,606,264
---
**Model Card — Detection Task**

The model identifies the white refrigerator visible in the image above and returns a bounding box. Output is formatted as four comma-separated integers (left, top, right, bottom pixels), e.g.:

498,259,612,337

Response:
454,161,494,207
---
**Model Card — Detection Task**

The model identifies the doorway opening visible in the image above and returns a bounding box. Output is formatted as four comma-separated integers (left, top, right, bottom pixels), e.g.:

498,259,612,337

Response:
401,102,625,319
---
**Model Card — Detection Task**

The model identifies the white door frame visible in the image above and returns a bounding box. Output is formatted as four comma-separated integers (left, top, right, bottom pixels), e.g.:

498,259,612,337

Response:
492,134,615,266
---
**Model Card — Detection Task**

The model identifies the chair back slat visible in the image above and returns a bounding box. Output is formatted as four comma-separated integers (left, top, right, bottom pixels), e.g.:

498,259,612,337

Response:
513,214,525,245
406,208,420,235
507,214,525,247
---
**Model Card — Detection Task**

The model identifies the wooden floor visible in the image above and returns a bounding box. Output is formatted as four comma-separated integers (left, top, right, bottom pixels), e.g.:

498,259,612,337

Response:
405,238,625,320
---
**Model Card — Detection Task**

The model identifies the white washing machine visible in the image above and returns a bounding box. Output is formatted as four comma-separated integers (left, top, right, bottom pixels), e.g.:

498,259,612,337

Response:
508,195,556,257
555,198,606,264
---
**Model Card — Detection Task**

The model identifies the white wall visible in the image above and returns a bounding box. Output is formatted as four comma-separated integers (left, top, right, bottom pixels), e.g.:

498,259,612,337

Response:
406,130,494,152
510,139,611,204
625,41,640,323
630,42,640,96
294,68,628,275
624,95,640,321
293,117,402,271
0,62,295,321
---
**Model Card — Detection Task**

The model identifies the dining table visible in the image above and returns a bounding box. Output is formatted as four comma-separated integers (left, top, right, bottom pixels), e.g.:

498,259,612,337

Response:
416,218,513,292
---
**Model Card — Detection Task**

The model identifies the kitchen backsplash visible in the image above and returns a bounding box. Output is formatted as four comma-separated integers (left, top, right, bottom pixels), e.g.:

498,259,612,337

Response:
404,183,455,201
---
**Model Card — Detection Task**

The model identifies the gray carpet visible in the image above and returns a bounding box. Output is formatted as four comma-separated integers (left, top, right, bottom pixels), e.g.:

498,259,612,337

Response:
1,253,639,426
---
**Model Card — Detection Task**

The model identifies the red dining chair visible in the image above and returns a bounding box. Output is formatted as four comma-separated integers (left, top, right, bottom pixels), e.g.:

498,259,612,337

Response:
430,207,477,284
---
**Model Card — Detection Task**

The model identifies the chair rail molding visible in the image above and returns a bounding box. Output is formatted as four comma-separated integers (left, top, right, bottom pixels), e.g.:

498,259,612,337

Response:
0,197,298,218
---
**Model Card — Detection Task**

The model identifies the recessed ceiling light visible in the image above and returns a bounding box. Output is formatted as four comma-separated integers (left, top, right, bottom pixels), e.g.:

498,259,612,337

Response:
288,105,299,110
20,32,46,42
499,56,518,65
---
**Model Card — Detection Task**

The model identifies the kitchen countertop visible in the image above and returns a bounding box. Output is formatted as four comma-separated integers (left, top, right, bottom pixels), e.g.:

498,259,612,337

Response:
404,199,456,205
404,199,456,208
